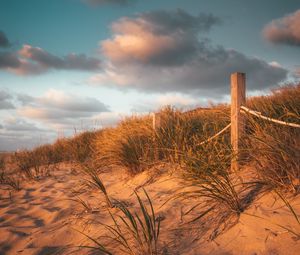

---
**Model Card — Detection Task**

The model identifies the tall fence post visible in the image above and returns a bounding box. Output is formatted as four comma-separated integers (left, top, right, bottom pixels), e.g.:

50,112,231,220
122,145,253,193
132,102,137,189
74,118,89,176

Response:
231,72,246,171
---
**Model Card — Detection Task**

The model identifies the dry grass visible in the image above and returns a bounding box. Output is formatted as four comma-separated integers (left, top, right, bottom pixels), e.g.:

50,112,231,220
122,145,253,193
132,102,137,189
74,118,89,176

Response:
244,84,300,193
80,189,161,255
94,115,155,175
1,83,299,254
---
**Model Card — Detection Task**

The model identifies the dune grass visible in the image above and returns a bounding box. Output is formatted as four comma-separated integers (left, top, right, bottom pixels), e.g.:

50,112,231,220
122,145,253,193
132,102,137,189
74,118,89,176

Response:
0,170,21,191
244,85,300,193
7,83,299,244
82,166,113,208
80,189,161,255
94,115,156,175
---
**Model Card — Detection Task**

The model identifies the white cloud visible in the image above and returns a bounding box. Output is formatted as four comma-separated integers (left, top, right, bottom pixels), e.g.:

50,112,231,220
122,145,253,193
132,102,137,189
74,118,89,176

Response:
17,89,110,123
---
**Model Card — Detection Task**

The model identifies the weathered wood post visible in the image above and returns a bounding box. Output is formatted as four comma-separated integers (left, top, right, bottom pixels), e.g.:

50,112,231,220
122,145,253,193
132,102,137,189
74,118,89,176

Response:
231,72,246,171
152,112,161,131
152,112,161,160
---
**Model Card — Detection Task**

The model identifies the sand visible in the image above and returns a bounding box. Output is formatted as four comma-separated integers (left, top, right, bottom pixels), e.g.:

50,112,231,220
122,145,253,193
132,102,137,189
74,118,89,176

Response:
1,163,300,255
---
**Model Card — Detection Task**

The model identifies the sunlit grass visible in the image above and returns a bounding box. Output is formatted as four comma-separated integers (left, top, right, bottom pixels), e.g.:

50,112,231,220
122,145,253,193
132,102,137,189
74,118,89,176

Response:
79,189,161,255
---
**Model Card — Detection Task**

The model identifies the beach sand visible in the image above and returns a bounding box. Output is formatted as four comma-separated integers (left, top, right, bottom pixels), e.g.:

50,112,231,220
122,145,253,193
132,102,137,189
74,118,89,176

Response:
1,164,300,254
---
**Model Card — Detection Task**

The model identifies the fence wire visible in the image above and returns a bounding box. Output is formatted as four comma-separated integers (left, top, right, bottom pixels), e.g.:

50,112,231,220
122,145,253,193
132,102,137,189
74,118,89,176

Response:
241,106,300,128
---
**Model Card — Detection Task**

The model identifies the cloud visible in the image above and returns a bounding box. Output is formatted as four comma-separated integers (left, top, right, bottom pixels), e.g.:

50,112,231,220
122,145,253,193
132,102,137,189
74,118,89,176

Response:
18,89,110,122
0,117,56,151
15,45,101,74
0,90,15,110
131,93,200,113
38,89,109,112
17,93,35,105
83,0,132,6
3,117,48,132
156,94,198,107
0,44,102,75
0,89,113,150
0,31,11,48
93,9,288,96
0,52,20,68
101,9,220,66
263,9,300,46
92,111,125,128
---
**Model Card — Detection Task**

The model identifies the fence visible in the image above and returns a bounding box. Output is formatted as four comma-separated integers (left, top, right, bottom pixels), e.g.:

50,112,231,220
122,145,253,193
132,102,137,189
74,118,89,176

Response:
152,72,300,171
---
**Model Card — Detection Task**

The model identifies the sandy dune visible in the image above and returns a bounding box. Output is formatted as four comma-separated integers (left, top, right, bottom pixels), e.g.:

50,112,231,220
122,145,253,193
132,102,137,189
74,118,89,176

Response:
1,164,300,254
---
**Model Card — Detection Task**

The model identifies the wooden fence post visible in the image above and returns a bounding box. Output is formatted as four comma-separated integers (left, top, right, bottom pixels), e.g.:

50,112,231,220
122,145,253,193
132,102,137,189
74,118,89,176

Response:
152,112,161,160
231,72,246,171
152,112,161,131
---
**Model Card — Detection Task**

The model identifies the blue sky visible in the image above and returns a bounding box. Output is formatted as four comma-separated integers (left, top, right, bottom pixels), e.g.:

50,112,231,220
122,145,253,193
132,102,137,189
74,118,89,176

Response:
0,0,299,150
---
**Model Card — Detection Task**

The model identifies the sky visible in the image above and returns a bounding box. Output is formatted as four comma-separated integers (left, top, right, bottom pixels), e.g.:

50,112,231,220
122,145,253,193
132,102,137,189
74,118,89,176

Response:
0,0,299,151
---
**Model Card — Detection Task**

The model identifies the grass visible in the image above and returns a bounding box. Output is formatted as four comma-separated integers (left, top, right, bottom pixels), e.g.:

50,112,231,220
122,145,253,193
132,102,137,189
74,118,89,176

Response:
244,189,300,240
67,131,98,165
80,189,161,255
0,170,21,191
0,154,20,190
69,196,93,213
244,85,300,193
154,106,230,165
13,148,50,179
82,166,113,208
4,83,299,247
94,115,156,175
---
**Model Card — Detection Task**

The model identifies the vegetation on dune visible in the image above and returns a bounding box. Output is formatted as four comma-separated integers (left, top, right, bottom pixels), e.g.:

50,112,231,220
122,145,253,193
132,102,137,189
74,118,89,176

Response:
94,115,155,175
9,84,299,187
0,154,20,190
80,189,161,255
1,83,299,251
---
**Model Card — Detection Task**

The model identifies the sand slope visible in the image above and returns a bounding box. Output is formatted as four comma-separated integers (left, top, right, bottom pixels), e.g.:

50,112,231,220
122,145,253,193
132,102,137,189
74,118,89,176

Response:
1,164,300,255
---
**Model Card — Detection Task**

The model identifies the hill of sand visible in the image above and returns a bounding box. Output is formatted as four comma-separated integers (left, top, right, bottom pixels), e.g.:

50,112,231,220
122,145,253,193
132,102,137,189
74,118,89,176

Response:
1,164,300,255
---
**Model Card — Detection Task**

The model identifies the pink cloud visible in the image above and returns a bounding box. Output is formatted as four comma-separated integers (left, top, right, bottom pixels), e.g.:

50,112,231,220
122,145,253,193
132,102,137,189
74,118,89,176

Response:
102,34,175,64
8,58,46,75
101,10,219,67
101,17,184,65
2,44,102,75
94,10,287,96
263,10,300,46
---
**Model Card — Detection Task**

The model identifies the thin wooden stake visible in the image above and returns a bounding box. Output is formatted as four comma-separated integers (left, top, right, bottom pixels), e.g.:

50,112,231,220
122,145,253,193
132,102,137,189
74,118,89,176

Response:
152,113,161,160
231,72,246,171
152,113,161,131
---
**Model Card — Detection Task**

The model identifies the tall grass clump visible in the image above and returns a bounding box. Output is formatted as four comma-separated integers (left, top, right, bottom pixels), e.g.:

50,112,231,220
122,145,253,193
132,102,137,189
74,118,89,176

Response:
169,138,251,221
154,106,230,165
11,130,99,178
0,154,5,171
94,115,155,175
13,150,38,179
13,143,61,178
83,166,113,207
0,154,20,190
244,84,300,193
247,84,300,121
50,137,72,163
67,131,98,165
81,189,161,255
0,170,21,190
